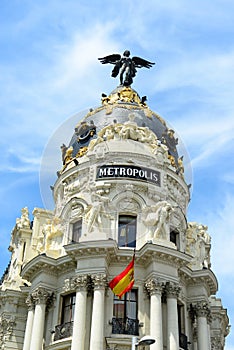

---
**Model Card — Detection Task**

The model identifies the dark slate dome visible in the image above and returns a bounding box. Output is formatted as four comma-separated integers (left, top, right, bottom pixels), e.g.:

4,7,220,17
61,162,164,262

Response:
68,86,179,164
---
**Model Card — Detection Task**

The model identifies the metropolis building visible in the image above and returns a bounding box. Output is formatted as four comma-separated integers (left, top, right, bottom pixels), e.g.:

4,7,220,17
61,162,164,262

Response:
0,55,230,350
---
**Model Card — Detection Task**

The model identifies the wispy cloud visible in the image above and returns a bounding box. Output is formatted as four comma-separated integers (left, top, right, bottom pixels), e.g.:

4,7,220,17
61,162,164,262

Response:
204,193,234,275
0,1,234,346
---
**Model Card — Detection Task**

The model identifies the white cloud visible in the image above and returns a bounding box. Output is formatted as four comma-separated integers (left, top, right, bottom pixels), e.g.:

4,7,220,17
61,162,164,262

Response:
206,194,234,275
0,1,234,346
191,129,234,168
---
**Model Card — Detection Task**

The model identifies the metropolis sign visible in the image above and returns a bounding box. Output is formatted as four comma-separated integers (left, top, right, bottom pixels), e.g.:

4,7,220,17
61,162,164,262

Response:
96,165,161,186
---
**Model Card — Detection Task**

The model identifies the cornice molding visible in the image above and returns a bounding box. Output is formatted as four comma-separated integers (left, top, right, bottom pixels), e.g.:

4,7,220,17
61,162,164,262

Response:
179,267,218,295
21,254,76,281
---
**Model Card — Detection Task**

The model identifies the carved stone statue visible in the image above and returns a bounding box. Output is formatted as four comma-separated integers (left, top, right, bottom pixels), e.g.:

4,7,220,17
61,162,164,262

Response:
98,50,155,86
16,207,30,229
143,201,173,241
43,217,63,252
84,191,110,233
88,115,159,154
186,222,211,270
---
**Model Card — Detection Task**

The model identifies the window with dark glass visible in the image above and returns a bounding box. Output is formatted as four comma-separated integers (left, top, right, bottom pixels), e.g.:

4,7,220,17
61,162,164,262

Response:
54,293,76,341
170,230,179,247
72,219,82,243
118,215,136,248
61,293,76,323
112,289,139,335
178,303,188,349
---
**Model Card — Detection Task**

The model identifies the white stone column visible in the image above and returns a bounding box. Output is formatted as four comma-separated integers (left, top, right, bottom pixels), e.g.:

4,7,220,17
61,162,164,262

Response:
145,278,163,350
71,275,88,350
30,287,52,350
23,295,35,350
196,301,210,350
165,282,180,350
89,273,107,350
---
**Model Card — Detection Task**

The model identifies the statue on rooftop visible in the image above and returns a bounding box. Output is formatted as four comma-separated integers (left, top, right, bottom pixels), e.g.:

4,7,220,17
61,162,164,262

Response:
98,50,155,86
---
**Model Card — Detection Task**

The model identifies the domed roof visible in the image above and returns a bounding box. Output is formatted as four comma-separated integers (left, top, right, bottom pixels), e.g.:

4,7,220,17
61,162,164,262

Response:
66,86,179,164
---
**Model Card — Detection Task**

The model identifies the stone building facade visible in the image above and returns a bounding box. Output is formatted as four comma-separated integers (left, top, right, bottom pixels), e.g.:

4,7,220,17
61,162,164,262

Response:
0,84,230,350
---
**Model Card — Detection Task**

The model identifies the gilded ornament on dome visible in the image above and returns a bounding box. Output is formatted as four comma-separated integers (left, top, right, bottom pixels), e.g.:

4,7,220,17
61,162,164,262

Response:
101,87,143,106
177,156,185,177
162,128,178,153
168,154,176,168
75,120,96,143
60,146,78,173
76,146,88,158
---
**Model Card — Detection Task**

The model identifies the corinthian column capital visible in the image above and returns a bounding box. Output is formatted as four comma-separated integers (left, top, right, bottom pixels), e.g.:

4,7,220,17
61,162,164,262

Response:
195,300,210,318
145,278,164,296
91,273,107,290
25,294,35,310
165,282,181,298
31,287,53,305
71,274,88,292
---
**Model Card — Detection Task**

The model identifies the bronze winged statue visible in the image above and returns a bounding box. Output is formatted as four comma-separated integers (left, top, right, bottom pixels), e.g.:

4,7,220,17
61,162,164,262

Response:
98,50,155,86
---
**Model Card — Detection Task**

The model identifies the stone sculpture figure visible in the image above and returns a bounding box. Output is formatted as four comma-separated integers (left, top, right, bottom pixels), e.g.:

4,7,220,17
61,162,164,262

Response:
143,201,173,241
43,217,63,252
84,192,110,233
98,50,155,86
186,222,211,269
16,207,30,229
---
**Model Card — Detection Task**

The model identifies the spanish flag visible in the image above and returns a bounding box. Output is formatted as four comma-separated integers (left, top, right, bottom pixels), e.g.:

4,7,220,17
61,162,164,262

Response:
109,254,135,298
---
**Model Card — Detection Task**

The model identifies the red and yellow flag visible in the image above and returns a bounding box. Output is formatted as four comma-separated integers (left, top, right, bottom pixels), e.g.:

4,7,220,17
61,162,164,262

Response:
109,254,135,298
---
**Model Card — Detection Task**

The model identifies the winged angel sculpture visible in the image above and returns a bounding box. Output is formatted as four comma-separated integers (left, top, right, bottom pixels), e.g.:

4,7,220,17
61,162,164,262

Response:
98,50,155,86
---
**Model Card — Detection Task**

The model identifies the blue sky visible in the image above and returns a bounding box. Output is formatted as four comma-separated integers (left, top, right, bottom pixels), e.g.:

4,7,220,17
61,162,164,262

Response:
0,0,234,347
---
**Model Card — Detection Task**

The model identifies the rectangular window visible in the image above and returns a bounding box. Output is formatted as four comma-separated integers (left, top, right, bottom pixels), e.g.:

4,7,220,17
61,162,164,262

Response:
61,293,76,323
72,219,82,243
118,215,136,248
170,230,179,248
178,303,188,350
112,289,139,335
54,293,76,341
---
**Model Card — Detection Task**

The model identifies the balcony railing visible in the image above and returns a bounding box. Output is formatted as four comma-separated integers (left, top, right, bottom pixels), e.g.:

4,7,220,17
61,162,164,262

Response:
179,333,188,350
112,317,139,336
54,321,73,341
